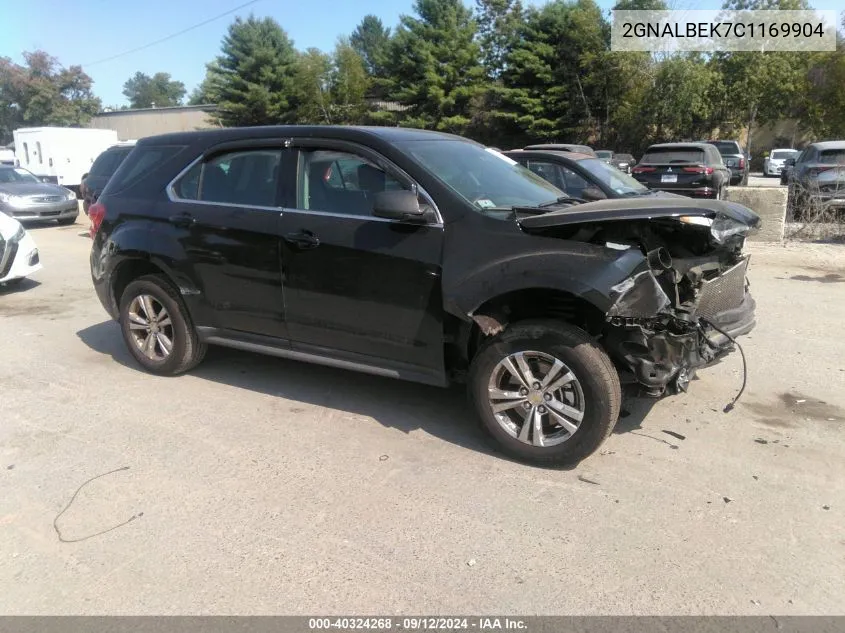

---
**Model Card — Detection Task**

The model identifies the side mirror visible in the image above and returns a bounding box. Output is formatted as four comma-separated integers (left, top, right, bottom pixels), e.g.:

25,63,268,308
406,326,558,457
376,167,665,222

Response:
784,158,796,166
372,190,426,222
581,186,607,201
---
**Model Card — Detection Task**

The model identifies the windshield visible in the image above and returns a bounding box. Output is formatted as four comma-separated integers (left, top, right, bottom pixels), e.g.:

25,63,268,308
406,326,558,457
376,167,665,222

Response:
595,151,613,159
771,150,798,160
578,158,649,195
0,167,41,184
396,140,564,212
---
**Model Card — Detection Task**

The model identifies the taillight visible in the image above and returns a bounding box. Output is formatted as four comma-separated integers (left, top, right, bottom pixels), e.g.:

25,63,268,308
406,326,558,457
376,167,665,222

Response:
88,202,106,238
632,166,656,174
682,166,714,174
738,157,745,170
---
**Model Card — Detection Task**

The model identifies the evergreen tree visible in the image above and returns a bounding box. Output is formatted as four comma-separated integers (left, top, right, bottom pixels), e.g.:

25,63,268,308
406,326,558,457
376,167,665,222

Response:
207,15,299,126
385,0,486,133
350,15,391,77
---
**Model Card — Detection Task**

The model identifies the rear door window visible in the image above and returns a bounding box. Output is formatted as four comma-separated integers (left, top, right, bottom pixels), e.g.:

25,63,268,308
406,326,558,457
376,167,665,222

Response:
202,150,281,207
171,149,282,207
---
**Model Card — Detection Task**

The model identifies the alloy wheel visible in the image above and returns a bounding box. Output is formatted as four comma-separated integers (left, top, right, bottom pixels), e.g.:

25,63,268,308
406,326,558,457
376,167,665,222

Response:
487,350,586,447
127,294,174,361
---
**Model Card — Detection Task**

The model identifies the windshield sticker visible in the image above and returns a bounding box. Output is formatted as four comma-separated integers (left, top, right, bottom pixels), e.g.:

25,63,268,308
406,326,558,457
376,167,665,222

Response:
475,199,496,209
485,147,518,165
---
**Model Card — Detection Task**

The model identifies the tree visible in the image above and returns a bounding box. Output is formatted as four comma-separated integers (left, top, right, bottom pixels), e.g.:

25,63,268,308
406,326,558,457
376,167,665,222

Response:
385,0,486,133
350,15,391,77
188,62,223,105
206,15,299,126
122,71,186,108
293,48,334,123
475,0,523,78
330,39,370,124
0,50,101,143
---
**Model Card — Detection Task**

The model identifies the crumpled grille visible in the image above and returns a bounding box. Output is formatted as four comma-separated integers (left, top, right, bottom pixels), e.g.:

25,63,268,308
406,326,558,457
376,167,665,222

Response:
695,257,749,320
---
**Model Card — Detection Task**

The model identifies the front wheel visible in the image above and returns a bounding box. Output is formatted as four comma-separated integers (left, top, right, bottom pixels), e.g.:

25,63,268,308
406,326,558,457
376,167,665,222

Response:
118,274,207,375
469,320,621,466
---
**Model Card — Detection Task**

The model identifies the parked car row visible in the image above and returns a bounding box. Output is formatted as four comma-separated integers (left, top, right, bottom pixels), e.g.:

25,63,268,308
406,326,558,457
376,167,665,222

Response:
86,125,760,466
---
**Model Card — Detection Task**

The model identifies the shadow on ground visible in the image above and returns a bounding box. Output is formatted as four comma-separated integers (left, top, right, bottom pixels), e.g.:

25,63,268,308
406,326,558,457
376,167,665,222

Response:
0,278,41,294
77,320,657,468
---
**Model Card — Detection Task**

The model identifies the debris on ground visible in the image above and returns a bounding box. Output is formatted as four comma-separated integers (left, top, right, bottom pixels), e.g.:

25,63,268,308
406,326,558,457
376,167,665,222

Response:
578,475,601,486
755,438,769,444
662,430,686,441
379,455,389,461
822,505,830,510
466,558,476,567
723,496,733,504
753,475,759,480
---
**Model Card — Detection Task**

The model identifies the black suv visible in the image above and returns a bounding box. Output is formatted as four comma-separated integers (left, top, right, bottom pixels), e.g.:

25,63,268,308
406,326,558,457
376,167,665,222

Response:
90,126,759,466
702,140,749,186
80,142,135,213
633,143,732,199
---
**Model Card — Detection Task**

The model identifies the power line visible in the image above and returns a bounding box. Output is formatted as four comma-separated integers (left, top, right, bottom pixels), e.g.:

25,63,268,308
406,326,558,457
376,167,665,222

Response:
81,0,261,68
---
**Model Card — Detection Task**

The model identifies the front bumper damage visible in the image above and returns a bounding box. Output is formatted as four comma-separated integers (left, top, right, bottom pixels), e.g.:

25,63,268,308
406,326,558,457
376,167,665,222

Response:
603,255,755,396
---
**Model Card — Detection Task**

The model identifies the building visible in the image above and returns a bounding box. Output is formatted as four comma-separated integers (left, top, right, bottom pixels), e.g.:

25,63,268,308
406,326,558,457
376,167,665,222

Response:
88,104,220,141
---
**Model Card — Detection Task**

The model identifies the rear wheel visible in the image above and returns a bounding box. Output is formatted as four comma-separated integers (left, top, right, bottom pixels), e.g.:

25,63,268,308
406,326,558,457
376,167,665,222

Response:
118,274,206,375
469,320,621,466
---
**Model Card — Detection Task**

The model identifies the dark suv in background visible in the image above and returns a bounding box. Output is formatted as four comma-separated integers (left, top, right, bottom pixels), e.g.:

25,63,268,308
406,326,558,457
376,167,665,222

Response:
89,126,758,466
80,142,135,213
632,143,731,198
702,140,748,186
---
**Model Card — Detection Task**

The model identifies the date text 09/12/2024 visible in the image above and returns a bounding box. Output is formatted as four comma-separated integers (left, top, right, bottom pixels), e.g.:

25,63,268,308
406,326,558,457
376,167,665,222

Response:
308,618,527,630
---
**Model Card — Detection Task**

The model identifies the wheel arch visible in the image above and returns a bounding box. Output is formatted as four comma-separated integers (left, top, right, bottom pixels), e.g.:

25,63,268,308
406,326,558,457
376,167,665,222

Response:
446,286,609,375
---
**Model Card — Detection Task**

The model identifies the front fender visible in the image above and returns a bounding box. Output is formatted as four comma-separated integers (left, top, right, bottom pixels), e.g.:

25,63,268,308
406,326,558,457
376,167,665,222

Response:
443,244,650,320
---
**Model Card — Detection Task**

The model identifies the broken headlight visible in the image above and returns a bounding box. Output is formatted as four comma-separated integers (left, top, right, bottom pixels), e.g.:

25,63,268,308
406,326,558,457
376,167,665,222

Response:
679,214,750,244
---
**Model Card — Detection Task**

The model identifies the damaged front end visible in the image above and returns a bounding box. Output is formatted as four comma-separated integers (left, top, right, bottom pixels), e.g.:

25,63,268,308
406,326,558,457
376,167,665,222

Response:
519,199,760,396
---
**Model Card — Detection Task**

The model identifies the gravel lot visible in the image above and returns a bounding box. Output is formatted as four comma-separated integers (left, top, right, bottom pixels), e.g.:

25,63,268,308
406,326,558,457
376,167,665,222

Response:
1,219,844,615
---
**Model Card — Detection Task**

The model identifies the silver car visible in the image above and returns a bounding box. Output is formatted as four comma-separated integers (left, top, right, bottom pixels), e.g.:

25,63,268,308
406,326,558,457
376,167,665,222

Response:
0,166,79,224
787,141,845,212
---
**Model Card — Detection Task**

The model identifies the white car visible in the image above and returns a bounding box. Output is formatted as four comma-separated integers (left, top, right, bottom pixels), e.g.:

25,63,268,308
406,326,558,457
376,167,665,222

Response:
0,211,42,287
764,148,800,177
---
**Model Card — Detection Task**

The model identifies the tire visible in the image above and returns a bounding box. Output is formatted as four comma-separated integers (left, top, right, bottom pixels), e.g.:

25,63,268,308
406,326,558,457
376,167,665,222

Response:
468,319,621,466
57,214,78,226
118,274,207,376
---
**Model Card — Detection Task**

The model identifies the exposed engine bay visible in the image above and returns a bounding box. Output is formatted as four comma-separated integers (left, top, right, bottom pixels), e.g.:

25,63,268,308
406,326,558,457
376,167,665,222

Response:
518,204,759,397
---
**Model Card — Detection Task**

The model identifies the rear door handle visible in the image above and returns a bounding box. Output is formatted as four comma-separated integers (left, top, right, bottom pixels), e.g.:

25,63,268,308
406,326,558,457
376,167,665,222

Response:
169,213,196,228
284,230,320,249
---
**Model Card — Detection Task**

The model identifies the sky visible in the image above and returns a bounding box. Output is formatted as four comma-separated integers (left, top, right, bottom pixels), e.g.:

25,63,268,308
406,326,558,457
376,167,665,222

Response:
2,0,843,108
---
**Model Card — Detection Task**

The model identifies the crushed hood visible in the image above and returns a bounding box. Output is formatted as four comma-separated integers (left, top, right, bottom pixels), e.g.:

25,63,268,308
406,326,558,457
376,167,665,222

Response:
517,197,761,230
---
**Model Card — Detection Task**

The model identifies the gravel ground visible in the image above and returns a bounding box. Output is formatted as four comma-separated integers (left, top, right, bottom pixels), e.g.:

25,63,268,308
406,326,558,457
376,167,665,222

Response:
1,220,843,615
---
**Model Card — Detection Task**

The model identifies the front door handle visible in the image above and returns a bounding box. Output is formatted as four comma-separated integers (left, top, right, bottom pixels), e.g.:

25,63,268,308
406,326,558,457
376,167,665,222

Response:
284,230,320,249
169,213,196,228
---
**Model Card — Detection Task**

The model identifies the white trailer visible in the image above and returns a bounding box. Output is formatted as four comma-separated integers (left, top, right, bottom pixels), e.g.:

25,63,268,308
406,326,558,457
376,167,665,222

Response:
12,127,119,192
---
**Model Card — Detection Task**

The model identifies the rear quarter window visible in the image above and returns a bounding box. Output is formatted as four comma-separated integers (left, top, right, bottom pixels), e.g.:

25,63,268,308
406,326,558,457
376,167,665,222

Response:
105,145,185,194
